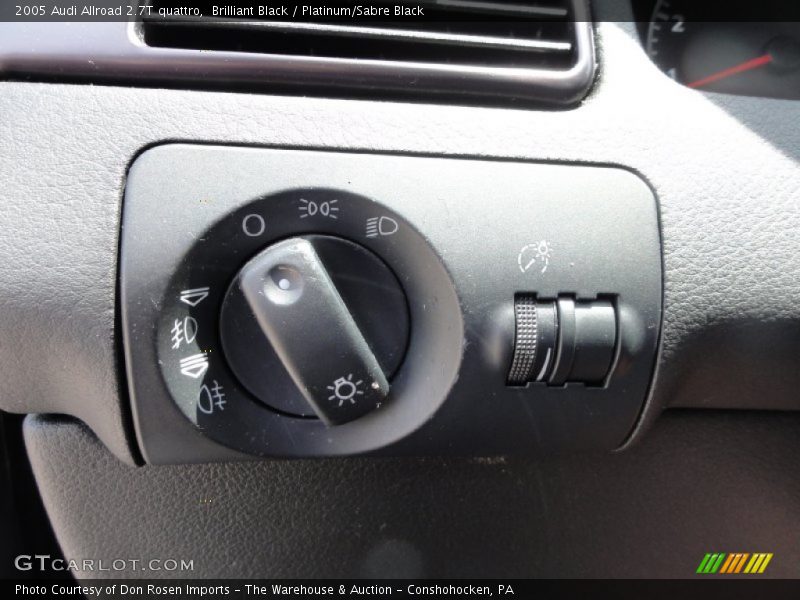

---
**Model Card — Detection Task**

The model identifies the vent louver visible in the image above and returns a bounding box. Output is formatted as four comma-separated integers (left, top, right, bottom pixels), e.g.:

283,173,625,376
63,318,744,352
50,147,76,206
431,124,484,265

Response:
140,0,595,105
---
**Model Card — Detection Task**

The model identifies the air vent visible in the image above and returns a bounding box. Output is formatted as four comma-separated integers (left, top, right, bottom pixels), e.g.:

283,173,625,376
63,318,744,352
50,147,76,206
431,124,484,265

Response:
139,0,595,105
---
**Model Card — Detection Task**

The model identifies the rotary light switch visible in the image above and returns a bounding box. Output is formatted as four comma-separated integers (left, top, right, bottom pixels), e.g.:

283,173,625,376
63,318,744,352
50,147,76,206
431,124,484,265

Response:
220,236,408,426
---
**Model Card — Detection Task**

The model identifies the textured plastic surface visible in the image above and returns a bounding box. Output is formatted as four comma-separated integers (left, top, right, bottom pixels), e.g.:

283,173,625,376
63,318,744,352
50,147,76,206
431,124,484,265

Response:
1,17,799,465
121,145,661,461
507,297,548,385
25,412,800,578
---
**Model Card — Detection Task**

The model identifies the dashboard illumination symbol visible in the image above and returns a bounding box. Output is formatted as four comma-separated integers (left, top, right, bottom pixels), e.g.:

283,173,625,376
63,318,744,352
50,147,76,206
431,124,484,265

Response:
517,240,553,274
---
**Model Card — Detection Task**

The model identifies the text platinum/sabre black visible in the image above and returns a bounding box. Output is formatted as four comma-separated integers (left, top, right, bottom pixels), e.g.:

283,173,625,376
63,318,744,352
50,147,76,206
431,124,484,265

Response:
212,5,426,17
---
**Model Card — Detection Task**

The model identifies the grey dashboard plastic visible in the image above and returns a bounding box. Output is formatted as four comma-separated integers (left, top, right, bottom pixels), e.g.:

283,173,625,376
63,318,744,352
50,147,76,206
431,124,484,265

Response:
0,15,799,465
24,411,800,577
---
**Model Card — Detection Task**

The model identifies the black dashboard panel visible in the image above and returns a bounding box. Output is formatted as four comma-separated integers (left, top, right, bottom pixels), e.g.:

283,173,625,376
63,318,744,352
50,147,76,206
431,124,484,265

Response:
121,146,661,462
24,410,800,578
0,0,799,579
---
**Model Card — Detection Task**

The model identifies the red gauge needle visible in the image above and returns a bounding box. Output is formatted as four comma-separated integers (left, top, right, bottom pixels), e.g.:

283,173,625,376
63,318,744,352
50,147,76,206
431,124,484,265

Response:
687,53,773,89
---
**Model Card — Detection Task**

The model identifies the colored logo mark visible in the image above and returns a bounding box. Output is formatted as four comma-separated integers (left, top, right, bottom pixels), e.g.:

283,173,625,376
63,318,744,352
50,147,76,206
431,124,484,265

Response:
696,553,773,575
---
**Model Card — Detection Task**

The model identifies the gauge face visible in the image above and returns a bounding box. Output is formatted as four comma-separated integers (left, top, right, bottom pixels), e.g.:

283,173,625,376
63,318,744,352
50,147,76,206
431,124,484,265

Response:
646,0,800,99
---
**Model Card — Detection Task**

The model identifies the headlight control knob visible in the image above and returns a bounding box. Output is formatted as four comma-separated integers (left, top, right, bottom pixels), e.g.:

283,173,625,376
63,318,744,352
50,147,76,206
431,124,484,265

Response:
220,235,409,426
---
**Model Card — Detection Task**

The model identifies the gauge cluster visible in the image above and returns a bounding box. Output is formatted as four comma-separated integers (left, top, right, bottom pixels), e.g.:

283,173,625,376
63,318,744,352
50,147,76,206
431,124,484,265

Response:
635,0,800,100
